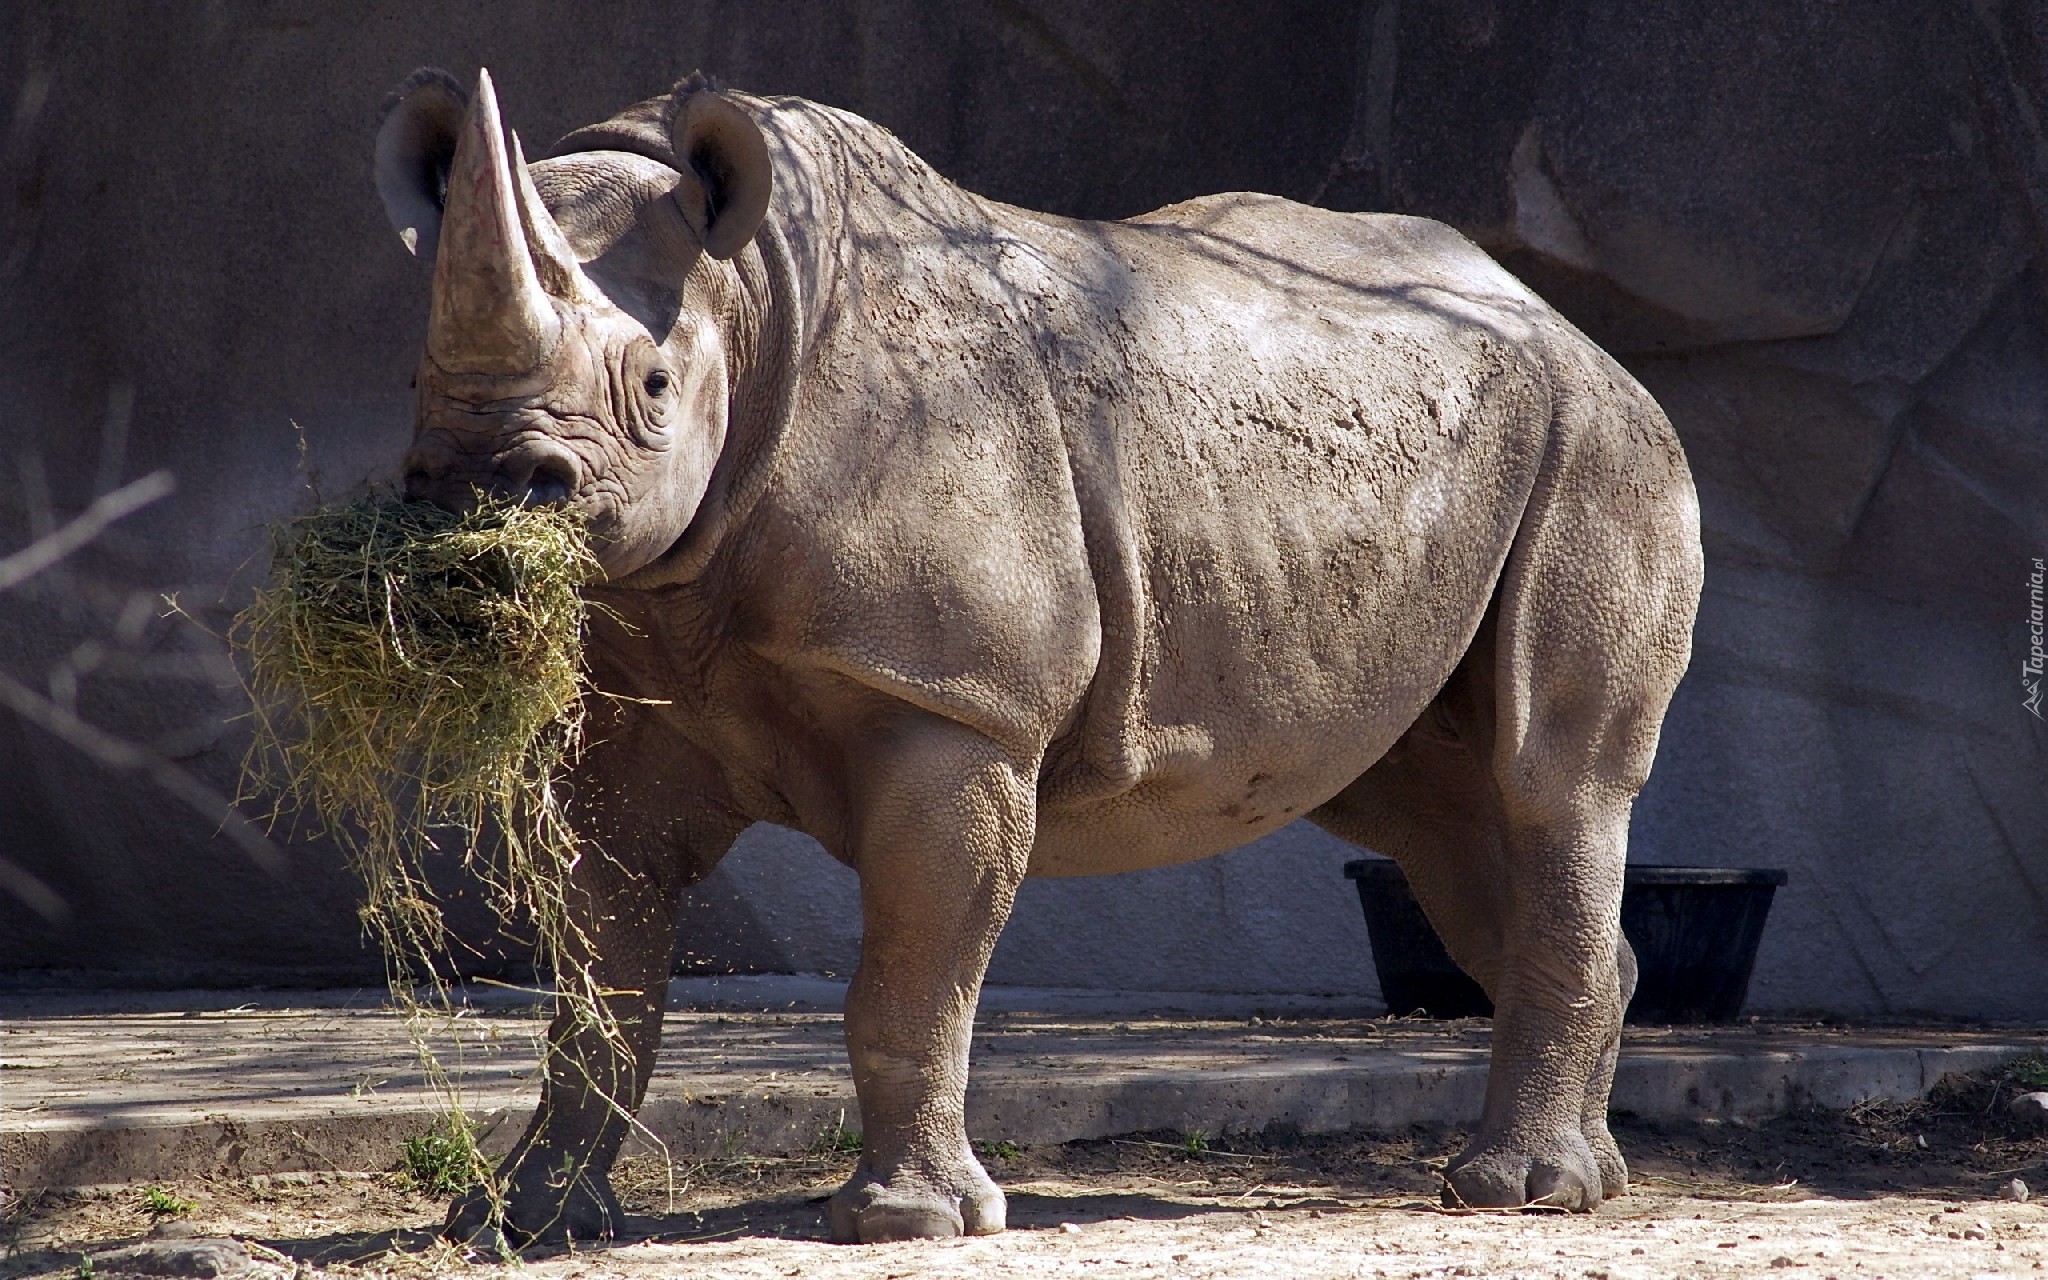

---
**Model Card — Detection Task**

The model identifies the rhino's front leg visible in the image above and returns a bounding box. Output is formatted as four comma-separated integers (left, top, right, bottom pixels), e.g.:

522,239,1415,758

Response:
828,721,1035,1244
445,812,741,1247
444,978,659,1247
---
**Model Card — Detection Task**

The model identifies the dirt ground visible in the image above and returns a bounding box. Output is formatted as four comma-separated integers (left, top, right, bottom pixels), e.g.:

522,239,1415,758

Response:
8,1064,2046,1279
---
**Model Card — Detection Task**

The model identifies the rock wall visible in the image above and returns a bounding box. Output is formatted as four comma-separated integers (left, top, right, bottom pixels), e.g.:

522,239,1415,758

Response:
3,1,2042,1015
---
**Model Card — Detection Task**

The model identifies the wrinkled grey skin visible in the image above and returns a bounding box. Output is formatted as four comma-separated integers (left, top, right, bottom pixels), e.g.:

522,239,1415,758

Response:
374,68,1702,1245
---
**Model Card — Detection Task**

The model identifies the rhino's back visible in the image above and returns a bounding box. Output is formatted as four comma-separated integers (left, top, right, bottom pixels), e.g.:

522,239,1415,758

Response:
1121,194,1547,322
1023,195,1575,874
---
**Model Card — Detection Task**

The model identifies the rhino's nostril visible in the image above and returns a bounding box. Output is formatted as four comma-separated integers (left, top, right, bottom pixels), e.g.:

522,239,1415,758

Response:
524,458,575,507
403,468,433,501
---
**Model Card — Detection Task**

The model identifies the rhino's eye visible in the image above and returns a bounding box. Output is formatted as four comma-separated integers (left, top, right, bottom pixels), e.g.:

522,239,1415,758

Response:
643,370,671,397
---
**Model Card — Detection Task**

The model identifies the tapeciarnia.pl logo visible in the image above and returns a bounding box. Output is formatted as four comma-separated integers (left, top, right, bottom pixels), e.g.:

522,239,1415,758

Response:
2027,557,2045,719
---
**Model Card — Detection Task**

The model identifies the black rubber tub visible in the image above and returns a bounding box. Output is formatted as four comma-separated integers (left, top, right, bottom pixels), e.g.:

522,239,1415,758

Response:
1342,859,1789,1024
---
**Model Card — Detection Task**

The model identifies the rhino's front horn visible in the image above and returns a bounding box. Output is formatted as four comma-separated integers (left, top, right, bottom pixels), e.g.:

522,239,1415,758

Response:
427,69,560,376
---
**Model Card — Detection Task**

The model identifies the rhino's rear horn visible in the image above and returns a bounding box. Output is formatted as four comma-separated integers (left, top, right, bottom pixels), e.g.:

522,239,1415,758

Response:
426,68,561,376
508,130,600,305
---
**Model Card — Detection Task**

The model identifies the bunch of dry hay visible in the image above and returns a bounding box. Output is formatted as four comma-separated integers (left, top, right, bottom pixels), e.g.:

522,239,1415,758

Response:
235,494,598,970
234,493,695,1234
234,494,625,1211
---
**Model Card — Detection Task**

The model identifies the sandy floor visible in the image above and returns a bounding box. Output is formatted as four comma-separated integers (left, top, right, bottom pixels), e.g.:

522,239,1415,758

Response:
8,1100,2045,1280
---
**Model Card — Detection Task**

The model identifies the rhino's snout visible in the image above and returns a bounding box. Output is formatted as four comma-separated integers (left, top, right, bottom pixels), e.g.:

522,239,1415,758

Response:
404,437,584,513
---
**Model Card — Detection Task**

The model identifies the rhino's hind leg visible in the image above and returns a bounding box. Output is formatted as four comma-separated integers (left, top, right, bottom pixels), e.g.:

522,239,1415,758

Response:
1310,638,1511,1010
1452,380,1697,1211
1318,381,1698,1211
1313,636,1627,1208
828,718,1034,1243
1579,934,1639,1199
1436,803,1632,1211
1316,636,1641,1210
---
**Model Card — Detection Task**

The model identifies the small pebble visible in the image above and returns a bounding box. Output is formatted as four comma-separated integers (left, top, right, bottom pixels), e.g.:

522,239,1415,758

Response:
1964,1227,1989,1240
2001,1177,2030,1203
1059,1222,1081,1235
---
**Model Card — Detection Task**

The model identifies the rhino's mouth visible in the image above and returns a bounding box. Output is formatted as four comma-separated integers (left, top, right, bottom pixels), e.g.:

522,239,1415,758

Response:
403,410,595,509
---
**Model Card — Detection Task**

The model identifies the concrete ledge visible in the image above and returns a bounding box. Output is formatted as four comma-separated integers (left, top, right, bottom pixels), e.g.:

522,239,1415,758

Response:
663,975,1389,1018
5,992,2039,1190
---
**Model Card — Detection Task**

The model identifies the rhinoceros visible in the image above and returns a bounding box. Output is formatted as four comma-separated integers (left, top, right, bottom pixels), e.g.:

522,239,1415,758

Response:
371,66,1702,1244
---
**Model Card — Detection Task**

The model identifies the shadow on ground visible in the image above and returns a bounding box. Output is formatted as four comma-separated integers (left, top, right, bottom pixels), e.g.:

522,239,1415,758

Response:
7,1056,2042,1277
225,1189,1270,1267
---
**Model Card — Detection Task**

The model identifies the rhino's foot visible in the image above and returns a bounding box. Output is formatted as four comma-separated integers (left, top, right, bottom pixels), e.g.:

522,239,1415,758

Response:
828,1159,1006,1243
1441,1129,1605,1211
1583,1119,1630,1201
443,1169,623,1250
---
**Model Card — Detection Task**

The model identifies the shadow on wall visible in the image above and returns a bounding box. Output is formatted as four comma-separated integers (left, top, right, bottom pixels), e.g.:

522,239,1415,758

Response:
1,1,2042,1016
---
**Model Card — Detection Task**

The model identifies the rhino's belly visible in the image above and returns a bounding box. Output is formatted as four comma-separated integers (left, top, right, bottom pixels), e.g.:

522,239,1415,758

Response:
1031,790,1350,877
1026,630,1459,879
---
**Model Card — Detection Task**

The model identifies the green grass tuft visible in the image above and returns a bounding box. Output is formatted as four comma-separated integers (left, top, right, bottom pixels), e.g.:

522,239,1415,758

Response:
139,1187,195,1217
814,1122,864,1156
400,1116,486,1197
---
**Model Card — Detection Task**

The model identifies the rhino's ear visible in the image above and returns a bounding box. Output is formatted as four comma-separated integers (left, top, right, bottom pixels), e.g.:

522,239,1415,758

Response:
669,89,772,260
374,68,469,261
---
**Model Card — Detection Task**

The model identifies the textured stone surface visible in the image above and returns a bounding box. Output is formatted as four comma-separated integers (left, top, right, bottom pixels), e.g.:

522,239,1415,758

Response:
1,2,2042,1015
88,1237,256,1278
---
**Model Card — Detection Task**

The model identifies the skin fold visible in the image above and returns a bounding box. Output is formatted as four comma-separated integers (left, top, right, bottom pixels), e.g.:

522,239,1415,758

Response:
374,67,1703,1246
